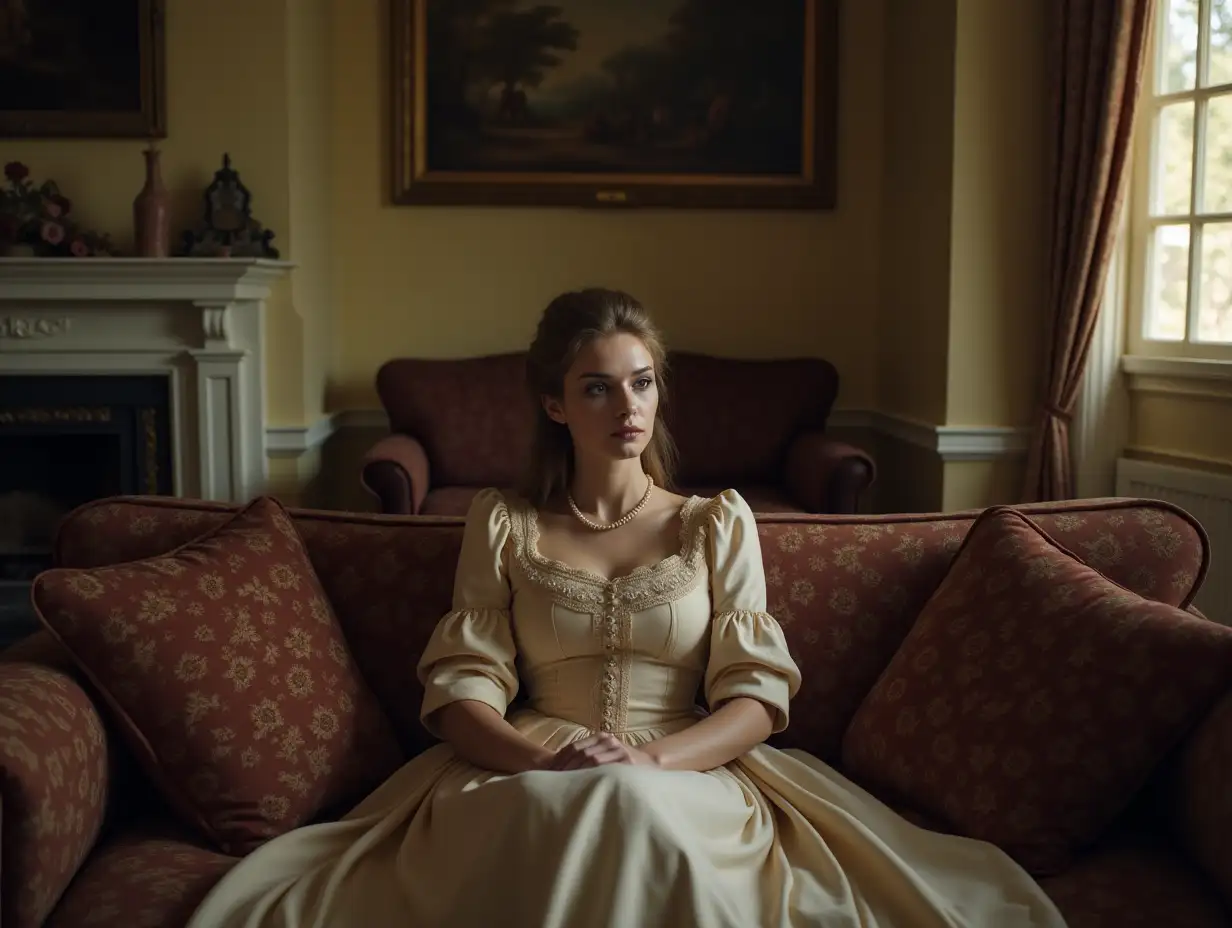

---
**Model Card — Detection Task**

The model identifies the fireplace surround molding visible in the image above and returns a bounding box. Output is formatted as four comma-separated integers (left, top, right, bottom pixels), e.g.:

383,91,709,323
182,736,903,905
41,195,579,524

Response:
0,258,293,504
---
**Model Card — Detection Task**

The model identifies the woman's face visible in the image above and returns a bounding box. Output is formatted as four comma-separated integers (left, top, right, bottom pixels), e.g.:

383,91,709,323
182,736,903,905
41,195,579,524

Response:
544,333,658,464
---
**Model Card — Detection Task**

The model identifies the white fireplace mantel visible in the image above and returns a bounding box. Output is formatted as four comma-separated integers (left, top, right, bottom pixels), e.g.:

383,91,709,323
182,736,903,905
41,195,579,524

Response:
0,258,293,503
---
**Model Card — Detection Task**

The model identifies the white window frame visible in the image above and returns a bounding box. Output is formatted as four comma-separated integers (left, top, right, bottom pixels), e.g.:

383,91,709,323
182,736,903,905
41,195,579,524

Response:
1126,0,1232,362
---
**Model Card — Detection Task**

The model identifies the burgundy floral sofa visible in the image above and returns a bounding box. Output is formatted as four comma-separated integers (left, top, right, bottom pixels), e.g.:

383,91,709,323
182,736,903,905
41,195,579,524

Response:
360,351,876,516
1,493,1230,928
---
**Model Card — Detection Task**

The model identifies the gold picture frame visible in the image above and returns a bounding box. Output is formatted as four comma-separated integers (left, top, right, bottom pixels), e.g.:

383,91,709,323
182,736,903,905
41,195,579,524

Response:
391,0,838,209
0,0,167,139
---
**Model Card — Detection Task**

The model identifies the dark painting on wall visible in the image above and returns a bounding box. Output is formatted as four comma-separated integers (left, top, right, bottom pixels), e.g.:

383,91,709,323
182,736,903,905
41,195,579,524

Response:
0,0,166,138
391,0,838,209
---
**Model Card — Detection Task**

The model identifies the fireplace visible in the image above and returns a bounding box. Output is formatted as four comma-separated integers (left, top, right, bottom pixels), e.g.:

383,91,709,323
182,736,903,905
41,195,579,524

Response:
0,257,291,648
0,374,173,647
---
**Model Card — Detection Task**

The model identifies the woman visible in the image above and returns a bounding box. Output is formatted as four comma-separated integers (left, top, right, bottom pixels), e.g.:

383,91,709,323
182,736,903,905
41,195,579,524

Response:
187,289,1066,928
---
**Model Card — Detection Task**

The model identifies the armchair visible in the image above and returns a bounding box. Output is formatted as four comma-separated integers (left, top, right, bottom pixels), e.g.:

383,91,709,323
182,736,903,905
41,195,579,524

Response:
361,351,874,515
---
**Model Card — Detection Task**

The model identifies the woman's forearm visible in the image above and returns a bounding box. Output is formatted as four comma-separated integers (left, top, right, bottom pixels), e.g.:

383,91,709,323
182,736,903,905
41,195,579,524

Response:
642,697,775,772
432,700,553,774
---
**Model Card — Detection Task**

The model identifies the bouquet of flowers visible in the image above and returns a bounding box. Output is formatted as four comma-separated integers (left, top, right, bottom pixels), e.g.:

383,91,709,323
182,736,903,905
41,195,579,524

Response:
0,161,116,257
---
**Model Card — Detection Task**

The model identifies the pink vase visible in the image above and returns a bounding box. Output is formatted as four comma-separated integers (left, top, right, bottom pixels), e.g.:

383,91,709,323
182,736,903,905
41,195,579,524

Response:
133,144,170,257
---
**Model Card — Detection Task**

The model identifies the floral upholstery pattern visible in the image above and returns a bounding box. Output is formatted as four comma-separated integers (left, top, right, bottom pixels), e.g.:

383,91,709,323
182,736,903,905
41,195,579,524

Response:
49,495,1208,764
42,821,235,928
840,507,1232,875
759,501,1207,760
32,497,403,855
0,662,110,928
0,492,1215,928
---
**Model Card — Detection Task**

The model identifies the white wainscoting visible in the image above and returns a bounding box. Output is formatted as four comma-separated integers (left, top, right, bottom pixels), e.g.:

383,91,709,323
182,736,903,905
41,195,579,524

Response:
295,408,1032,462
1116,457,1232,626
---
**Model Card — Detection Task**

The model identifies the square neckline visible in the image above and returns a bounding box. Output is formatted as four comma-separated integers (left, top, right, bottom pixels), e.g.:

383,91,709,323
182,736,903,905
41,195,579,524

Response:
518,494,707,587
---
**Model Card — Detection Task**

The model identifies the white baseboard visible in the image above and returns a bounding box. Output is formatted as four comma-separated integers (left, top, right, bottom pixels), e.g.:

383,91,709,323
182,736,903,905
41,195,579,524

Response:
265,408,1030,462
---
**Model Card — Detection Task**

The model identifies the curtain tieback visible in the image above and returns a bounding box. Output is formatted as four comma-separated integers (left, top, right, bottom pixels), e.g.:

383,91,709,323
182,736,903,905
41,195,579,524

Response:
1043,403,1073,423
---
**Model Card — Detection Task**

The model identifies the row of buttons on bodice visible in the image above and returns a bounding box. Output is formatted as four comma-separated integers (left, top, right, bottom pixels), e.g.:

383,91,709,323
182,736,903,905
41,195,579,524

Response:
599,585,626,733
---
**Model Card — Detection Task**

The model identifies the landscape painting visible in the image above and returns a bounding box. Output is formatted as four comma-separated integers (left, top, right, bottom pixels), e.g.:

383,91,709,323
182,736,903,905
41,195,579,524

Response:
391,0,837,209
0,0,166,138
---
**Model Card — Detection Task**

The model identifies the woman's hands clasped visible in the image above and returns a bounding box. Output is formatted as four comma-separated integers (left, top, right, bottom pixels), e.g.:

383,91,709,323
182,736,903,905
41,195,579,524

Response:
538,733,659,771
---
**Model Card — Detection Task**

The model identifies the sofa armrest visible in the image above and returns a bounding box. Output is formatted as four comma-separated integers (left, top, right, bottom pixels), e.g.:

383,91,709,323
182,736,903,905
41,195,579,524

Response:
1169,690,1232,908
360,433,431,515
1,661,110,928
784,430,876,514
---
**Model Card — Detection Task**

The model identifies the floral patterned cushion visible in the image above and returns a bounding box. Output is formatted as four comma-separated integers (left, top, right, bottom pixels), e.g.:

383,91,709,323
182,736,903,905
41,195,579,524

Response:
31,496,403,855
0,662,110,928
841,506,1232,876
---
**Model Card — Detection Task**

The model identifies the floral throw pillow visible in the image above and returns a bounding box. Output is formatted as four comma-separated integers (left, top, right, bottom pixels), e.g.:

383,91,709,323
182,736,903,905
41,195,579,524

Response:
841,506,1232,875
32,496,403,855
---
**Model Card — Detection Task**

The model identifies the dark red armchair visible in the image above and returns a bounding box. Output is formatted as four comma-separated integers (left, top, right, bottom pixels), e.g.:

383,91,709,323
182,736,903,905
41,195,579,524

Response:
361,351,875,516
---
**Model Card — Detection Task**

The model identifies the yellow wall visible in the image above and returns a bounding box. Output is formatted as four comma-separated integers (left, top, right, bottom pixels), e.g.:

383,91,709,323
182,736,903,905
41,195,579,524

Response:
938,0,1048,508
877,0,956,427
947,0,1045,430
6,0,1069,514
3,0,312,426
324,0,888,412
873,0,1048,511
287,0,334,426
1128,388,1232,473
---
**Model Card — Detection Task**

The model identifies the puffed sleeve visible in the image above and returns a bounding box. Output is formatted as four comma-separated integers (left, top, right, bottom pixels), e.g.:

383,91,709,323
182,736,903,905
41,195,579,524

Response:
417,488,520,737
703,489,802,734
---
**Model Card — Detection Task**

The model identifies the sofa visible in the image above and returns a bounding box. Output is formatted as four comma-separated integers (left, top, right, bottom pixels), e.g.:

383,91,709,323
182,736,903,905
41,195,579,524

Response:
360,351,876,516
2,493,1231,928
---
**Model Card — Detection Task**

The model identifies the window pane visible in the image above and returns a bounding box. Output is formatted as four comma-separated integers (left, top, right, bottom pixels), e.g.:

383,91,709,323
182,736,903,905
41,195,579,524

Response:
1203,94,1232,211
1155,102,1194,214
1162,0,1199,93
1209,0,1232,86
1147,224,1191,341
1197,222,1232,341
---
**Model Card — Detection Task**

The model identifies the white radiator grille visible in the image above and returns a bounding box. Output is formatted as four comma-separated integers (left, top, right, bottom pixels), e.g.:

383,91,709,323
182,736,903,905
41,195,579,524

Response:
1116,457,1232,626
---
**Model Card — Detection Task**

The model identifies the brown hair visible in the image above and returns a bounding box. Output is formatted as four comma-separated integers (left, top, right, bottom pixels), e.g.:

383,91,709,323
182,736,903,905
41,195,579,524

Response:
519,288,677,507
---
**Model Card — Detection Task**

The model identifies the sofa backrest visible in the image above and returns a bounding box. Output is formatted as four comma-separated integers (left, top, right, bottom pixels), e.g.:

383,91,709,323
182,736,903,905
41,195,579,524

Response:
52,496,1208,763
374,352,840,488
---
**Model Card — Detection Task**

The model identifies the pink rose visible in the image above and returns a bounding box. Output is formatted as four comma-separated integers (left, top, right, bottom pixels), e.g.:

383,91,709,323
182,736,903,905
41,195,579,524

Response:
40,221,65,244
43,199,62,218
69,238,90,257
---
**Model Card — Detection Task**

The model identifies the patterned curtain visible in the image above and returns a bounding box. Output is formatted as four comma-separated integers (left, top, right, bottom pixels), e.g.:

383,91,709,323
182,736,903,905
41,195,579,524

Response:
1023,0,1157,502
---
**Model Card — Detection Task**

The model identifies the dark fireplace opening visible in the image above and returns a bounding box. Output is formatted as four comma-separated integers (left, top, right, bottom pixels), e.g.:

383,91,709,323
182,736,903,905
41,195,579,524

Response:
0,374,174,648
0,433,123,575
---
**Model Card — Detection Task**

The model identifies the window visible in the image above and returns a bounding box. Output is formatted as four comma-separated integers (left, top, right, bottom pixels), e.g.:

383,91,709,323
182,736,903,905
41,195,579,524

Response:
1129,0,1232,358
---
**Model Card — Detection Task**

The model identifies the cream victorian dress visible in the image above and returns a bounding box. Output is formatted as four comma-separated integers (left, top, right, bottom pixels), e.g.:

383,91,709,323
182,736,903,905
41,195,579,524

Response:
186,489,1067,928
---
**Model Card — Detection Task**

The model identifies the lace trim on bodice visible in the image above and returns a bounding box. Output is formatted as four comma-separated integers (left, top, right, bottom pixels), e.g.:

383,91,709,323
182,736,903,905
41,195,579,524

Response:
502,493,715,733
504,494,712,615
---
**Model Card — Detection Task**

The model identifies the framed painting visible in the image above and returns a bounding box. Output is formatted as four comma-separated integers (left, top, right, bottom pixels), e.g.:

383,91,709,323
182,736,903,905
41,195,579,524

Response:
391,0,838,209
0,0,166,139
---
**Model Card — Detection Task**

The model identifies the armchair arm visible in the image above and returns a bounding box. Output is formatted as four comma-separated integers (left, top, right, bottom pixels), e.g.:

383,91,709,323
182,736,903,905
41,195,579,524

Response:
360,433,431,515
0,661,110,928
784,430,876,514
1168,690,1232,908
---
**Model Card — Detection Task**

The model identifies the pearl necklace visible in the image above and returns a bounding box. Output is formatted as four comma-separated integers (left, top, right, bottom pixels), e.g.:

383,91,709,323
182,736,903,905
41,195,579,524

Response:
568,475,655,532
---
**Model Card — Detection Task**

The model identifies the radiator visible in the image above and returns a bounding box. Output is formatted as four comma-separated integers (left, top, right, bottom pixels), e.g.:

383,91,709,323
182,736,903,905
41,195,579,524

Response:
1116,457,1232,626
